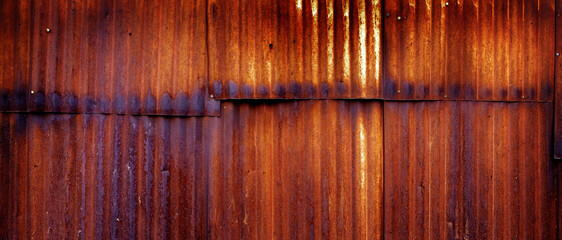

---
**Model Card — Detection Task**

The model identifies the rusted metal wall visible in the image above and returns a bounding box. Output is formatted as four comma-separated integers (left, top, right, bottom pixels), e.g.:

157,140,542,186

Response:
0,114,220,239
1,113,219,239
208,0,383,99
0,0,220,116
0,100,384,239
384,101,558,239
3,101,558,239
384,0,556,101
210,101,383,239
2,0,561,239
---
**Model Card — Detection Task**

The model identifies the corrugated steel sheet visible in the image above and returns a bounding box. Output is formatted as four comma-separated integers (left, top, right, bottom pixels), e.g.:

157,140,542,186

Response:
210,101,383,239
1,113,219,239
1,100,384,239
24,0,219,116
554,0,562,159
384,0,556,101
0,0,30,112
208,0,383,99
384,101,558,239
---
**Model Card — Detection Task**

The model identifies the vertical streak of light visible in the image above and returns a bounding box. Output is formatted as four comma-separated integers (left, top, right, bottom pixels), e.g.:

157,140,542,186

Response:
358,117,367,239
296,0,303,11
358,0,367,94
248,61,256,90
265,1,272,95
327,0,334,84
343,0,350,82
312,0,319,86
373,0,381,91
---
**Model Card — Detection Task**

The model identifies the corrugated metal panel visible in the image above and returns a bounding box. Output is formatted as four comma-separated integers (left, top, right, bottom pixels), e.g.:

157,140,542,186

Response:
1,100,384,239
555,0,562,159
384,0,556,101
384,101,557,239
27,0,219,116
3,113,219,239
208,0,383,99
210,100,383,239
0,1,30,111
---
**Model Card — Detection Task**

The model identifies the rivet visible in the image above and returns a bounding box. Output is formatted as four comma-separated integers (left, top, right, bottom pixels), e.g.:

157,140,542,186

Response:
46,28,50,33
445,2,449,6
30,90,35,94
557,53,560,56
210,94,214,98
444,95,448,98
522,96,525,99
397,90,401,94
397,16,402,21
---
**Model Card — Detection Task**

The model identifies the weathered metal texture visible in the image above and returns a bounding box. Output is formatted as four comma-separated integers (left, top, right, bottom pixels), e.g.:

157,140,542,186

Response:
26,0,219,116
384,0,556,101
1,100,384,239
0,114,28,239
210,100,384,239
554,0,562,159
384,101,558,239
208,0,383,99
1,113,219,239
0,1,31,111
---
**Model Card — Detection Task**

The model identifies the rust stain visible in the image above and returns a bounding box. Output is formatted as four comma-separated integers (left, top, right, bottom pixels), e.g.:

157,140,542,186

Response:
208,0,383,99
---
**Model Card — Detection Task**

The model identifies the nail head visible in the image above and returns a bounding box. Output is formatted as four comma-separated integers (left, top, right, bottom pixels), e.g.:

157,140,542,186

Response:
210,95,214,98
397,16,402,21
46,28,50,33
444,95,448,98
522,96,525,99
30,90,35,94
557,53,560,56
445,2,449,6
397,90,401,94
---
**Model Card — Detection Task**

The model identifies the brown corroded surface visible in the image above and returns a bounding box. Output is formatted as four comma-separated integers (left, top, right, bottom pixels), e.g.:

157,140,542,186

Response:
208,0,383,99
0,0,220,116
384,0,556,101
210,101,384,239
384,101,557,239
